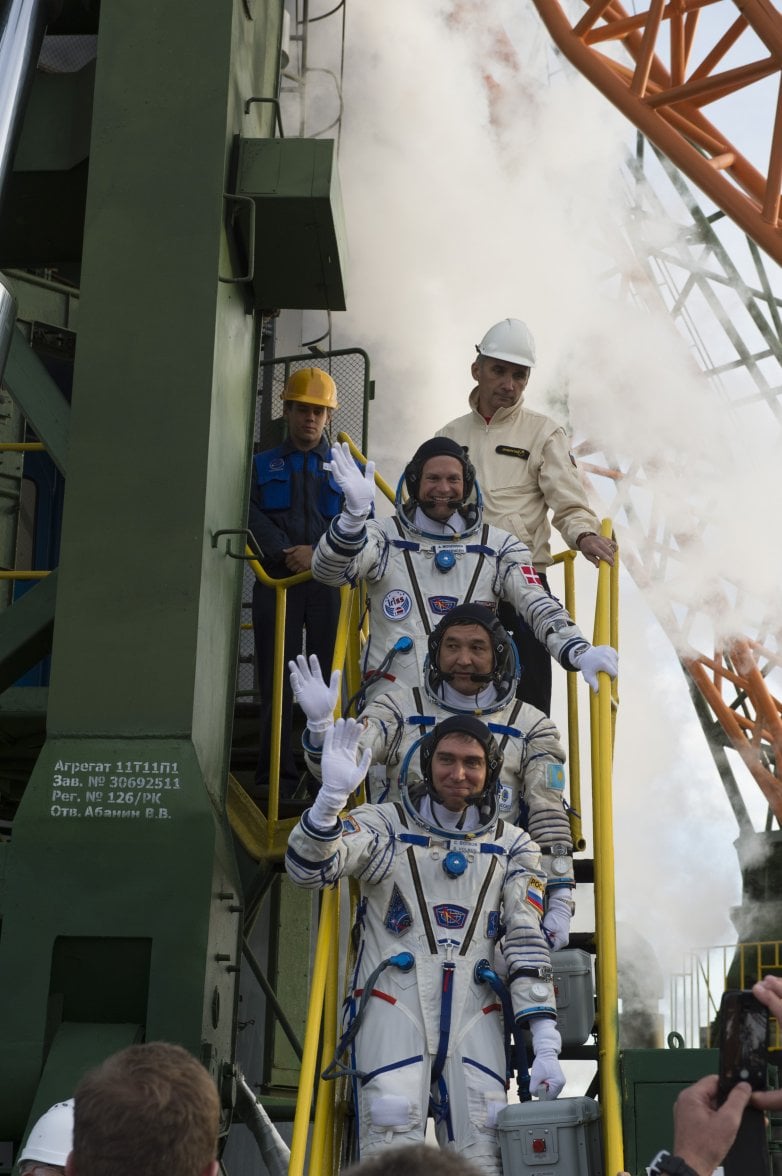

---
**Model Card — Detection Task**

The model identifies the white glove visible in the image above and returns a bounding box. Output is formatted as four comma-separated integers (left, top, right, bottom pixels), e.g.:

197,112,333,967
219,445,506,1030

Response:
541,891,573,952
529,1019,565,1100
308,718,372,830
323,441,376,519
289,655,340,739
572,644,618,692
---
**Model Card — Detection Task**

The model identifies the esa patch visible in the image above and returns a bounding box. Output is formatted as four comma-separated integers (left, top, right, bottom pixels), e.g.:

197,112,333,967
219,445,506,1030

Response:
269,458,285,471
428,595,458,615
545,763,566,792
487,910,501,939
382,589,412,620
341,815,361,835
384,883,413,935
517,564,542,587
433,903,469,930
525,877,545,917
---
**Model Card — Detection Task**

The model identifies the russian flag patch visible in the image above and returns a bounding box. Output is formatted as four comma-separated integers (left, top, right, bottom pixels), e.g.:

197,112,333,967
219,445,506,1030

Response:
526,877,545,916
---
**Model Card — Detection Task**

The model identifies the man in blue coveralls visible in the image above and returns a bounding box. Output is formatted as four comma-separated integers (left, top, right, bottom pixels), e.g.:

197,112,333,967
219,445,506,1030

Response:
248,368,343,797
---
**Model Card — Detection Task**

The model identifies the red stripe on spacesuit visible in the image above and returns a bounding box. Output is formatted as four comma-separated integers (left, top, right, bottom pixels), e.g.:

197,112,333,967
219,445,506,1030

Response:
354,988,397,1005
482,1002,502,1015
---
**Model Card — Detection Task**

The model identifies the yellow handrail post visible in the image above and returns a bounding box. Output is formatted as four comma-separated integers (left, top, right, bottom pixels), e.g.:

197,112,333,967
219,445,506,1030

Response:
311,908,340,1176
244,546,310,850
343,588,364,716
591,517,623,1175
267,581,287,848
610,537,620,750
331,584,355,683
288,885,340,1176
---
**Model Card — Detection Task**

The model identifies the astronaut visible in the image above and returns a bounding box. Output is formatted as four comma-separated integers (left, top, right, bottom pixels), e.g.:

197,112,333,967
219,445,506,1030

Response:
312,435,617,699
285,714,565,1173
290,603,575,950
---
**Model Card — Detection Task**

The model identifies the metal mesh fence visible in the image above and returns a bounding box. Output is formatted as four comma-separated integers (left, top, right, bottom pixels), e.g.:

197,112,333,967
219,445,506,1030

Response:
237,349,371,698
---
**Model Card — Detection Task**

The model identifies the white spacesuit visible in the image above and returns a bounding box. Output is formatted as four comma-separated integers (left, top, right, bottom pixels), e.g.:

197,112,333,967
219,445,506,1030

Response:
292,603,575,949
285,715,565,1173
311,436,617,698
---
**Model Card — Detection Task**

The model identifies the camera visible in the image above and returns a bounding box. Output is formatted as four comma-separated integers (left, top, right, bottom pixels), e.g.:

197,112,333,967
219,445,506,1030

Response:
717,988,770,1102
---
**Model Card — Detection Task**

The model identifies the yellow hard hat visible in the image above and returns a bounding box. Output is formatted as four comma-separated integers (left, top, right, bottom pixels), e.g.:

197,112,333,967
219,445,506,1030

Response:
282,368,338,409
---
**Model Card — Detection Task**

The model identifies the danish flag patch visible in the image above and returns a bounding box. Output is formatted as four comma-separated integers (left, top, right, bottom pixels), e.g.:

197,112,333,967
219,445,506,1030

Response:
518,564,542,587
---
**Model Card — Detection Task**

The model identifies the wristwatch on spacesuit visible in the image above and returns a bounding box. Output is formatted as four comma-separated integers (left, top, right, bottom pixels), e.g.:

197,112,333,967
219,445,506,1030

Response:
646,1150,700,1176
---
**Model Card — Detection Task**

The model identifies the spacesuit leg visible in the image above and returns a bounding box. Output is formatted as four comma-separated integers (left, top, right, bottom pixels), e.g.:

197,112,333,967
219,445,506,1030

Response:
351,984,430,1159
432,1000,507,1174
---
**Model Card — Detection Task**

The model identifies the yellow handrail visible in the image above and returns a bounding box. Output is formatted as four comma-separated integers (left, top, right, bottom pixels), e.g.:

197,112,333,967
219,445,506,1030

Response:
288,885,340,1176
243,549,310,848
0,570,49,580
310,907,340,1176
591,517,623,1174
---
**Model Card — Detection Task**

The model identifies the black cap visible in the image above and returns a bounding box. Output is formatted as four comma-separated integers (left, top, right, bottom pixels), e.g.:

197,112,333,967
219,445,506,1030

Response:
410,436,467,466
404,437,476,501
420,715,503,792
432,603,498,631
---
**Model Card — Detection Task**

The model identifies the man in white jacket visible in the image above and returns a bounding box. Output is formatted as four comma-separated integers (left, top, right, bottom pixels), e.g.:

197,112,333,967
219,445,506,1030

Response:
311,434,617,703
285,714,566,1173
290,603,575,951
437,318,617,714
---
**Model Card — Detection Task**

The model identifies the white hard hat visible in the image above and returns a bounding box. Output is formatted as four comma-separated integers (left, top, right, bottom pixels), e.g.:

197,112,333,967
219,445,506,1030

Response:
475,318,536,367
17,1099,74,1167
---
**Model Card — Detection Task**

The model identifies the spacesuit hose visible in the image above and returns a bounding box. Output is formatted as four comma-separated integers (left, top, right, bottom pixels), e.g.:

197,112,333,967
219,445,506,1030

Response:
322,951,415,1081
475,958,531,1102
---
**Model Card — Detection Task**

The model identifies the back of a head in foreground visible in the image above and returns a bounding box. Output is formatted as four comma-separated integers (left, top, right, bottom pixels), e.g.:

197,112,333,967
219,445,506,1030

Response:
343,1144,482,1175
67,1042,220,1176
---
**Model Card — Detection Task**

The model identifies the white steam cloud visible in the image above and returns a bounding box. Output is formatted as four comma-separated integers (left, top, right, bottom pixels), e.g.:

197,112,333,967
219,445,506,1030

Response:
301,0,779,1029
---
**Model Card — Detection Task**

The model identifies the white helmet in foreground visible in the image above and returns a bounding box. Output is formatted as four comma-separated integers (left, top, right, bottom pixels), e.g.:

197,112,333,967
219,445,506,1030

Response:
17,1098,74,1168
476,318,536,367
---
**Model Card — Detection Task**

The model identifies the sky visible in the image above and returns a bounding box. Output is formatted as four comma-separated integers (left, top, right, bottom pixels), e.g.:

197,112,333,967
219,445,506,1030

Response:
282,0,782,1044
